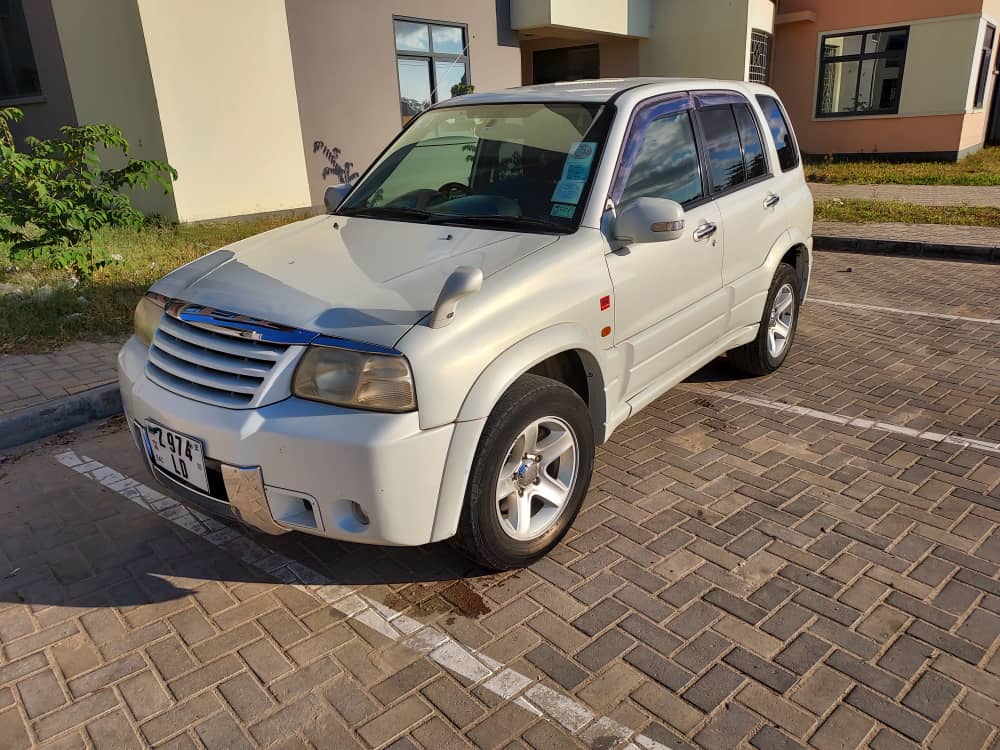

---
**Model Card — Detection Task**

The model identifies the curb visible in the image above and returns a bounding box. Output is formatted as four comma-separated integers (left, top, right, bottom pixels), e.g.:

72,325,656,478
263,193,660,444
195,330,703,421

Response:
0,383,122,451
814,235,1000,262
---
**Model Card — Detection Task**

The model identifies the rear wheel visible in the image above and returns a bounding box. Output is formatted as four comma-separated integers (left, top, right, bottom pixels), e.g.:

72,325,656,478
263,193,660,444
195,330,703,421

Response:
454,374,594,570
728,262,800,376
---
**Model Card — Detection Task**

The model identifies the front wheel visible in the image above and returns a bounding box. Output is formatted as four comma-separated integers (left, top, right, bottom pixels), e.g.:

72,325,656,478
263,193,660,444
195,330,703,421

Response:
454,374,595,570
728,262,801,376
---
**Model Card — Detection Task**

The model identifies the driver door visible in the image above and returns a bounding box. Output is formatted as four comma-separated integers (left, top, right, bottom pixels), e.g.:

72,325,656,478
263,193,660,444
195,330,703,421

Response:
605,95,726,399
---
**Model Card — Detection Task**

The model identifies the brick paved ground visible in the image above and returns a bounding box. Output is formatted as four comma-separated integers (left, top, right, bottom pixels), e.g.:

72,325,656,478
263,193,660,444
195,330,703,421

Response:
814,221,1000,251
0,341,123,417
1,251,999,749
809,183,1000,208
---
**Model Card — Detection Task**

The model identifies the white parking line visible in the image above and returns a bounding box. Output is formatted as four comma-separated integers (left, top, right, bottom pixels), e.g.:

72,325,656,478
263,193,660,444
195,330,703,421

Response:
689,388,1000,456
53,450,678,750
810,297,1000,325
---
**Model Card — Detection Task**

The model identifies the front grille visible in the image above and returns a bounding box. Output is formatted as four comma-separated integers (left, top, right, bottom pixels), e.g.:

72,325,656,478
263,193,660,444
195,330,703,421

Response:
146,314,289,408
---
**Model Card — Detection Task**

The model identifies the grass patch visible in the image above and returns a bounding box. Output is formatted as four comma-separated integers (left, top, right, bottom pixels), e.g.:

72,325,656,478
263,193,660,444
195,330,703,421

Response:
814,199,1000,226
805,147,1000,185
0,215,306,353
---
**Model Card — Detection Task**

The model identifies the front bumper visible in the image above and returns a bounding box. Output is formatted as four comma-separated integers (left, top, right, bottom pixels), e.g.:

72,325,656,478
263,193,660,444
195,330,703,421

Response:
118,336,455,546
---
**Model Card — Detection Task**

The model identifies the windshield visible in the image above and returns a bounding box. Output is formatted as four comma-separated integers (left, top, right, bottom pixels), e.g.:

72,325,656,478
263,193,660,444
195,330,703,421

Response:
338,102,613,233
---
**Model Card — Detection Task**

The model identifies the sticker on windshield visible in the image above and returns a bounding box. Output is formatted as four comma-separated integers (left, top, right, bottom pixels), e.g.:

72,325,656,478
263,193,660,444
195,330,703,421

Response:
550,203,575,218
551,179,585,205
561,141,597,181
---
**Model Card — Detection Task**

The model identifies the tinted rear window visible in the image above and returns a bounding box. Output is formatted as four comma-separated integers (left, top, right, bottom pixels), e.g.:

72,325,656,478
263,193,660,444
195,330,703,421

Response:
756,95,799,171
699,106,745,193
734,104,767,180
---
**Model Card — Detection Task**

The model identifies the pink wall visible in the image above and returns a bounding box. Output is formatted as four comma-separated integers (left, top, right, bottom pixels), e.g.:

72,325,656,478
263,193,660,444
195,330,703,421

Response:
772,0,990,158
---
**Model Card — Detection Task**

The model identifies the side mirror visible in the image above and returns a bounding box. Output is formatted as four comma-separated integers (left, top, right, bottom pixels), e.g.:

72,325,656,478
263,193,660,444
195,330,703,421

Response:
324,184,352,212
613,197,685,244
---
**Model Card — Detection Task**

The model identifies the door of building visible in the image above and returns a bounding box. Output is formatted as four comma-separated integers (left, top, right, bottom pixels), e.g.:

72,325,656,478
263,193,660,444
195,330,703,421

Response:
988,71,1000,146
533,45,600,84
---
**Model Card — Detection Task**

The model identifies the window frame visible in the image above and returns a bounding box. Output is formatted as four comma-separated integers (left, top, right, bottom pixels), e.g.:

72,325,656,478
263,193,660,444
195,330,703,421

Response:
691,91,773,200
608,93,712,211
0,0,43,103
974,23,996,110
392,16,471,124
815,25,910,119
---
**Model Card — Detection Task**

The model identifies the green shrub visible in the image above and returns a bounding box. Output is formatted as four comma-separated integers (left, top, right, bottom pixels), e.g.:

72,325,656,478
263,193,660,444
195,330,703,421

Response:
0,107,177,279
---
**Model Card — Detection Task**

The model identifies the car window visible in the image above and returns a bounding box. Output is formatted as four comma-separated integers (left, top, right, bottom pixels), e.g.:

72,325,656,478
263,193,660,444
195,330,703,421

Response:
619,111,703,207
369,137,474,205
699,106,746,193
756,95,800,171
734,104,768,180
339,102,613,232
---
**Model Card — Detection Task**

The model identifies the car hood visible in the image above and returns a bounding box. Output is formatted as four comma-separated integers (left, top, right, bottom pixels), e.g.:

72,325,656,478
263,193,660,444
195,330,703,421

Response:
150,215,558,348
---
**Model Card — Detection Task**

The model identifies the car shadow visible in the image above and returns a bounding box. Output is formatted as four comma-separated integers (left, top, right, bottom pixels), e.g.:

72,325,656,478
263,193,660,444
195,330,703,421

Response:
1,354,748,614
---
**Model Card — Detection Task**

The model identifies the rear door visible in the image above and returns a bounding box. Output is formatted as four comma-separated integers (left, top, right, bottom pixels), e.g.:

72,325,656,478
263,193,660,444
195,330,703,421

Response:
693,92,785,289
604,94,726,399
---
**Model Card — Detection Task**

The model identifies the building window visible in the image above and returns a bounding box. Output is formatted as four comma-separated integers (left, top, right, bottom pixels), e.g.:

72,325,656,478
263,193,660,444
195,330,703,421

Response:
394,18,469,126
749,30,772,84
974,23,996,109
0,0,41,101
816,26,909,118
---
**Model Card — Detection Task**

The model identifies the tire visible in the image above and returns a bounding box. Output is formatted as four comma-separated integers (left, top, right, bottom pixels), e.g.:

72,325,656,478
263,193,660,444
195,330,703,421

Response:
728,262,801,376
453,374,595,571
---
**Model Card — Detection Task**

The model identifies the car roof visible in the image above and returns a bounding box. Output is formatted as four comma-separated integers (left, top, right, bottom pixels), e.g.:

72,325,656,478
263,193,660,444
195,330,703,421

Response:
442,78,777,107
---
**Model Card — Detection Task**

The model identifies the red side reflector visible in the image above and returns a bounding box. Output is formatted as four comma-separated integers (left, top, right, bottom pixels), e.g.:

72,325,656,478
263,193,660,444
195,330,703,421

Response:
601,326,612,337
600,295,611,311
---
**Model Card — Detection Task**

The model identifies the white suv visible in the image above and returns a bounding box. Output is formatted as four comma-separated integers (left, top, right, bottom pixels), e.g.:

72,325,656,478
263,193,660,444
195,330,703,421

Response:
119,78,812,570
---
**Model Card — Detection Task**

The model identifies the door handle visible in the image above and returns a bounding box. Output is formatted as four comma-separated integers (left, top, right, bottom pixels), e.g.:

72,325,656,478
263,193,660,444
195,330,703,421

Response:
764,193,780,209
693,222,717,242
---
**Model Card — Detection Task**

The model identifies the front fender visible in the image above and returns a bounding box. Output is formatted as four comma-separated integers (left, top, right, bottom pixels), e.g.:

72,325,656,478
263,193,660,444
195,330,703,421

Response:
456,322,607,436
430,323,609,542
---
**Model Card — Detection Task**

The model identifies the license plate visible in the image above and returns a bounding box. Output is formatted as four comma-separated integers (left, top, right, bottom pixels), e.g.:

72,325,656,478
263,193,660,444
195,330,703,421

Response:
146,422,210,493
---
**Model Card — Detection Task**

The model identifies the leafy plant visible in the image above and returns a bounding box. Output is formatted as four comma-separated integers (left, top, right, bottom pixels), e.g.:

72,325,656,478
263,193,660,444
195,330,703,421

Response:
451,82,475,97
0,107,177,279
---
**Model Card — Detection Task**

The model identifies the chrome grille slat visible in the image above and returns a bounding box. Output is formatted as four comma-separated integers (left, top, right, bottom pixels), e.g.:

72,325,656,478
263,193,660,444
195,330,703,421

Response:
147,347,261,395
146,314,291,408
158,315,286,361
153,330,273,378
146,363,255,408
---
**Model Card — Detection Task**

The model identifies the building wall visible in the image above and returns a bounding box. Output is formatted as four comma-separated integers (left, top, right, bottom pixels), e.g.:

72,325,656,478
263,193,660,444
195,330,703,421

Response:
11,0,76,143
285,0,522,207
745,0,776,78
49,0,176,218
136,0,312,222
511,0,652,38
772,0,996,158
639,0,758,81
518,35,640,85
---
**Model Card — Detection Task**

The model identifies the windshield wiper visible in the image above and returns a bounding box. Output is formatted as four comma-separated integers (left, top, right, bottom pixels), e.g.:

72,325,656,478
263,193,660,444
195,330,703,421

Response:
433,214,568,233
338,206,434,222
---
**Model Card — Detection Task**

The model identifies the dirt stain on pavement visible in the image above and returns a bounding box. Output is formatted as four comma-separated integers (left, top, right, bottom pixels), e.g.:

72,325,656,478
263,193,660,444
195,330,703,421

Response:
383,580,491,620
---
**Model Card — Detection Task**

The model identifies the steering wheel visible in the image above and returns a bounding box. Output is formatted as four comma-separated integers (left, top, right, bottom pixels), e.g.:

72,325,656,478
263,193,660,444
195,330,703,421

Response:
437,182,469,200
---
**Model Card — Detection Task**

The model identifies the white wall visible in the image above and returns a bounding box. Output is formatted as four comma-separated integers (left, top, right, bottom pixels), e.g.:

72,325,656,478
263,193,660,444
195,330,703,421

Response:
511,0,652,37
50,0,176,218
898,14,983,116
136,0,312,222
639,0,772,81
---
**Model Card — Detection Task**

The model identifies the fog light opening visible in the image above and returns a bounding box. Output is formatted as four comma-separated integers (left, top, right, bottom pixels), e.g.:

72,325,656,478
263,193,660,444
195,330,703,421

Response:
351,502,370,527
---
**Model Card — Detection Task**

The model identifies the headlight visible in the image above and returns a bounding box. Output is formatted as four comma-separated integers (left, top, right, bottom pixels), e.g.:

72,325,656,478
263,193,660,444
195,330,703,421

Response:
134,292,166,346
292,346,416,413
